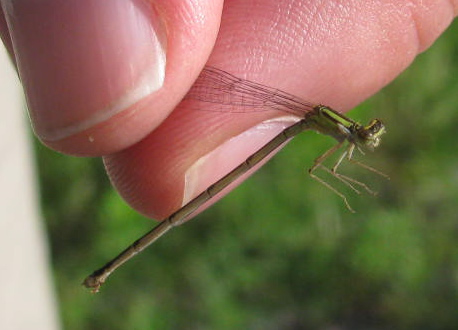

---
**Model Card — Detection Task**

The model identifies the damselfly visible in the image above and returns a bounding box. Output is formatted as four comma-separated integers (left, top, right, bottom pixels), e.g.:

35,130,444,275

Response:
83,66,388,292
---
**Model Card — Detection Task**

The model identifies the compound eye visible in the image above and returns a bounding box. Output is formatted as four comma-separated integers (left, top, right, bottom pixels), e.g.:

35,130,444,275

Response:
365,119,385,135
359,119,385,149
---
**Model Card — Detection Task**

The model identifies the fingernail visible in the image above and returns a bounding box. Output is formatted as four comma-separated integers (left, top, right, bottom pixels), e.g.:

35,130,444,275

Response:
2,0,166,141
183,117,299,206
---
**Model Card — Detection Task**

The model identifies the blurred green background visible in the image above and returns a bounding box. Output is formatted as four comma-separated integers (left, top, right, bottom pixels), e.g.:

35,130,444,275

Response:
36,21,458,329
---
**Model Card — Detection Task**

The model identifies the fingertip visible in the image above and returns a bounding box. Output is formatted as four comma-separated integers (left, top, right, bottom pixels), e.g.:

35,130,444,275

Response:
105,115,299,219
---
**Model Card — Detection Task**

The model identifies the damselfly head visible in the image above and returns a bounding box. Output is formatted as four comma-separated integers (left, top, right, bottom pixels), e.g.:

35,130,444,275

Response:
358,119,386,150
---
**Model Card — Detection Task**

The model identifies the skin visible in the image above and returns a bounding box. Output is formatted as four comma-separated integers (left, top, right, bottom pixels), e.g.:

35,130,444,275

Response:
1,0,457,220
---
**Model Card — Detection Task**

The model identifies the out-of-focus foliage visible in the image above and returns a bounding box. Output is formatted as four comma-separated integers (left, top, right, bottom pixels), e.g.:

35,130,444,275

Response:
36,21,458,330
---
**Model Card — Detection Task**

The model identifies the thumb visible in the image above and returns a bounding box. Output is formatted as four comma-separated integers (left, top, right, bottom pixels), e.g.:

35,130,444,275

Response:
0,0,222,156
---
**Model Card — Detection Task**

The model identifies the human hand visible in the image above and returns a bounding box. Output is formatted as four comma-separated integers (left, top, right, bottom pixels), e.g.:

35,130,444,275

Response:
1,0,456,220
